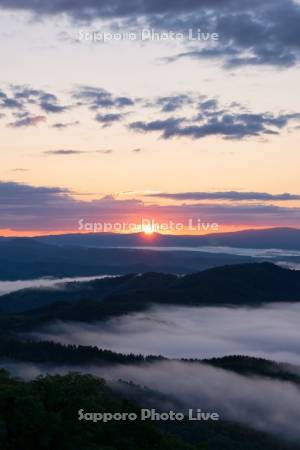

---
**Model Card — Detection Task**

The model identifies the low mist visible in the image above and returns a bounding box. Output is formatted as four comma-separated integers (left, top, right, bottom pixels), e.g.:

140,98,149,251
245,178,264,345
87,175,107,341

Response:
1,359,300,440
0,275,113,296
29,303,300,364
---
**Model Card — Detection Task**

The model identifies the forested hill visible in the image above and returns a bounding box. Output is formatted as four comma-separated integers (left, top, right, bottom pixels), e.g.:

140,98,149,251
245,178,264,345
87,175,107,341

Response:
0,369,298,450
0,263,300,328
0,338,299,384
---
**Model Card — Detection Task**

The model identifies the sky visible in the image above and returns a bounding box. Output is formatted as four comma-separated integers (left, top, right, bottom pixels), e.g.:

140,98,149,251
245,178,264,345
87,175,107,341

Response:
0,0,300,235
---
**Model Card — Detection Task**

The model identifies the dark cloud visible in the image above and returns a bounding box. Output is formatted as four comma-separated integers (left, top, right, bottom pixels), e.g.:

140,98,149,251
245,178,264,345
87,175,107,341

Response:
52,121,80,129
38,92,68,114
1,97,22,109
200,99,218,111
129,117,184,138
13,87,68,113
8,115,46,128
0,90,23,111
148,191,300,202
0,181,141,231
152,0,300,68
0,86,69,123
2,84,300,141
40,102,67,114
129,94,300,141
0,0,299,67
129,109,300,140
115,97,135,107
96,149,113,154
45,149,113,156
0,181,300,232
73,86,135,110
95,112,125,127
0,0,222,20
0,182,69,206
155,95,193,113
44,149,84,155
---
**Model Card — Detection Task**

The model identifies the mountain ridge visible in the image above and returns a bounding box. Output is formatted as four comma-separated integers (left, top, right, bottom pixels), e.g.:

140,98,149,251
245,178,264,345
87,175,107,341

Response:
1,226,300,249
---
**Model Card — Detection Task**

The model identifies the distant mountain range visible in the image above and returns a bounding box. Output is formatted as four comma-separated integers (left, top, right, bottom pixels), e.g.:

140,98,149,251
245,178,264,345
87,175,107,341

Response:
0,237,257,280
30,227,300,250
0,227,299,280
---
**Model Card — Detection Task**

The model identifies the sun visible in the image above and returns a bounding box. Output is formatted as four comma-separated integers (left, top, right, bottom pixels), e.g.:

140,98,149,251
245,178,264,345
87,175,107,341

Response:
142,224,154,235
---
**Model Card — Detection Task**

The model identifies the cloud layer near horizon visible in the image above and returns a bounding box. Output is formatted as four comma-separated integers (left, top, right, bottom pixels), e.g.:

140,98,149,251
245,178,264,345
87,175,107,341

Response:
0,181,300,232
148,191,300,201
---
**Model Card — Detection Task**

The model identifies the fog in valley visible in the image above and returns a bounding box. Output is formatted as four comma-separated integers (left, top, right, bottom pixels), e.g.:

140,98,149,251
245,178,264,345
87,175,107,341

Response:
28,303,300,364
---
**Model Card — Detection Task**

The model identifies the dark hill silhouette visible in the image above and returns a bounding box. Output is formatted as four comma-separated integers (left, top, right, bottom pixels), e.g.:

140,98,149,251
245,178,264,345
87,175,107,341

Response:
1,263,300,325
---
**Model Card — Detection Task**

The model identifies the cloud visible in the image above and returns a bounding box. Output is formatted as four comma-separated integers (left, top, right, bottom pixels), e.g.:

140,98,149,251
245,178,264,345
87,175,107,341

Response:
129,117,184,138
200,99,218,111
95,112,125,127
1,0,300,68
44,149,114,156
32,302,300,365
0,86,69,127
13,87,68,113
155,95,193,113
2,85,300,142
2,356,300,439
148,191,300,202
0,182,69,204
40,101,67,114
44,149,84,155
106,360,300,439
1,97,22,109
73,86,135,110
96,149,113,154
0,0,229,19
52,121,80,129
0,181,300,232
129,110,300,140
43,149,114,156
10,298,300,439
39,92,69,114
8,115,46,128
0,275,107,296
153,0,300,69
0,181,141,231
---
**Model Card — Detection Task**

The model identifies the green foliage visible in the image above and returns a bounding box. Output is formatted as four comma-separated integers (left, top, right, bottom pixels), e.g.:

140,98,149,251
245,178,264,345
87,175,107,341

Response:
0,371,195,450
0,370,299,450
0,338,163,366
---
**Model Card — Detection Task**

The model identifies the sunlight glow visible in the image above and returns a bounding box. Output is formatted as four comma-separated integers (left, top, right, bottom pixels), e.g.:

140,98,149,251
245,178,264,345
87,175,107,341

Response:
142,224,155,235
